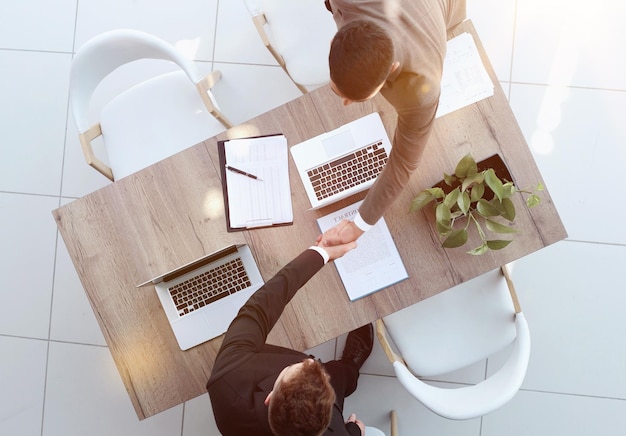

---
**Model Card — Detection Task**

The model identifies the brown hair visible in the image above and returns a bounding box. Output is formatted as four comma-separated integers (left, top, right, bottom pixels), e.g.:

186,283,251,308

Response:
268,359,336,436
329,19,394,100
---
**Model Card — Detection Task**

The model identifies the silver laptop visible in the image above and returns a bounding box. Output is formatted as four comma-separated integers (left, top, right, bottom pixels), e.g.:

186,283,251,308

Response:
136,244,263,350
290,112,392,209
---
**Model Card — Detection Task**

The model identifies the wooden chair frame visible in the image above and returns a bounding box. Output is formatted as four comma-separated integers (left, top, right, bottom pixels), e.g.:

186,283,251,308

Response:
250,13,309,94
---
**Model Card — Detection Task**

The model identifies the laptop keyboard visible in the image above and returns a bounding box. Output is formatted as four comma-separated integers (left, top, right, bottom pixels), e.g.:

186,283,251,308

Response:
168,257,251,317
307,141,387,201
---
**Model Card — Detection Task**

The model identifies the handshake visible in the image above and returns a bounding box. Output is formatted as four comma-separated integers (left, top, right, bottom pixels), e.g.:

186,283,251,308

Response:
315,219,365,261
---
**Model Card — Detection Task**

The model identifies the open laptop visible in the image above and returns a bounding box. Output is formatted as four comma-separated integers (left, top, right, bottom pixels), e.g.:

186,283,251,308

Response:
136,244,263,350
290,112,392,209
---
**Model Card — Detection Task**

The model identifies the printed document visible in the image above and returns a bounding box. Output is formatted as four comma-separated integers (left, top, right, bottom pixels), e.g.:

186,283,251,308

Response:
317,200,408,301
222,135,292,229
436,32,494,118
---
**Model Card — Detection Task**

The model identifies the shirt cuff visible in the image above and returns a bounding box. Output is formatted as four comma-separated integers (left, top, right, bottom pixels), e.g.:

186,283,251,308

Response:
353,211,374,232
308,246,330,264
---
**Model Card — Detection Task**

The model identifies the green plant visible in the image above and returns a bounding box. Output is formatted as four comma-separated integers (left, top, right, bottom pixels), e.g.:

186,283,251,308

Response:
410,153,543,255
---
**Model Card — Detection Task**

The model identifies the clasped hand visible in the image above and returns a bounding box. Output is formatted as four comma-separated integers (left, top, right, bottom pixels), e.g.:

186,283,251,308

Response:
316,219,364,253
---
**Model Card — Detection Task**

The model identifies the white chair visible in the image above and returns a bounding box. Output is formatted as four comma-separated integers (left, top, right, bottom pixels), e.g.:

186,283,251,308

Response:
243,0,337,93
376,265,530,420
69,29,233,181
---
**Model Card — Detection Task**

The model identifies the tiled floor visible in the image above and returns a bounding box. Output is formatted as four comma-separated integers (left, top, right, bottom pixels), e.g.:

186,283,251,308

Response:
1,0,625,435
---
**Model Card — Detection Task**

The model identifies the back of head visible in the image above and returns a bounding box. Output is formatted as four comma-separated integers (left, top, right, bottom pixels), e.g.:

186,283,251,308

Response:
329,19,394,100
268,359,336,436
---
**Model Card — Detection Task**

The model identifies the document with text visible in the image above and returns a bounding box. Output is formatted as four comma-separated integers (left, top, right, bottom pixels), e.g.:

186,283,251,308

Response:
219,134,293,231
436,32,494,118
317,200,408,301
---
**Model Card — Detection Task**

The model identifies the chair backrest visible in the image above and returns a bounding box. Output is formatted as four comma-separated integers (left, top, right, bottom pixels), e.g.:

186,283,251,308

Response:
364,426,387,436
392,313,530,419
377,266,531,420
243,0,336,89
70,29,204,134
382,267,518,376
69,29,231,180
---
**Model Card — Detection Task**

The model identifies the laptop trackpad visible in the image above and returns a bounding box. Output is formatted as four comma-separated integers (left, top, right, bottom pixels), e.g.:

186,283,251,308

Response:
172,301,238,349
321,130,355,157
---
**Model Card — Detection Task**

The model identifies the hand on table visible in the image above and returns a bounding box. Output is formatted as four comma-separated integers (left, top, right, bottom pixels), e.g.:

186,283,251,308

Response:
317,219,364,247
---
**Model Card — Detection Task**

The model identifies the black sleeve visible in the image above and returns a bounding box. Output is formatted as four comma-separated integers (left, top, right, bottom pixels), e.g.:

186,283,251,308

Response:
208,249,325,384
345,421,363,436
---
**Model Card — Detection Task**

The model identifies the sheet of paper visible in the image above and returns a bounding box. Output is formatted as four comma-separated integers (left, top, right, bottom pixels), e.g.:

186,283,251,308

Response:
317,201,408,301
224,135,292,228
436,32,494,118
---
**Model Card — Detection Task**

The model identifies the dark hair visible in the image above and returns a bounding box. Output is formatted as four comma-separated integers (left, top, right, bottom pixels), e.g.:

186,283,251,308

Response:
329,19,394,100
268,359,336,436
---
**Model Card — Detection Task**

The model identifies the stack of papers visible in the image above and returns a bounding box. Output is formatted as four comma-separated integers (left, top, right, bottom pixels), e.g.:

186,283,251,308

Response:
436,32,494,118
219,134,293,231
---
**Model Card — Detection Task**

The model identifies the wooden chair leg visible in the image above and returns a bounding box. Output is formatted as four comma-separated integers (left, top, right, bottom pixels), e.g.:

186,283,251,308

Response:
390,410,398,436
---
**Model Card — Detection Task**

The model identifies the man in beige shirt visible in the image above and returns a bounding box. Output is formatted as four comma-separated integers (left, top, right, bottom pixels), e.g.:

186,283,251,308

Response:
321,0,466,245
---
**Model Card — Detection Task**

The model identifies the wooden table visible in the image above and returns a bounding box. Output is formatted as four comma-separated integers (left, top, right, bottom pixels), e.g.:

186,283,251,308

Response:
53,20,566,419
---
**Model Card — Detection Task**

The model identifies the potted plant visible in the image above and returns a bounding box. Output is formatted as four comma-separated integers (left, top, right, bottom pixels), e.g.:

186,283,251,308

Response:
410,153,543,255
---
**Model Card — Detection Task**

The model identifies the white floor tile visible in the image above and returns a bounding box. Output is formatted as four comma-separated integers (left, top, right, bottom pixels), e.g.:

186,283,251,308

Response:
0,0,77,52
513,0,626,89
50,228,106,346
0,193,58,339
0,50,70,196
482,389,626,436
182,394,221,436
212,62,303,125
467,0,516,82
0,336,48,436
74,0,219,62
510,241,626,399
214,0,280,65
510,83,626,244
44,341,183,436
344,374,482,436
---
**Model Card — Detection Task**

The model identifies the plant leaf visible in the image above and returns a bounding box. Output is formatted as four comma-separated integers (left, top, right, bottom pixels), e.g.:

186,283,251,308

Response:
457,191,471,215
443,173,456,186
442,229,468,248
443,187,460,208
485,218,518,234
476,199,501,217
502,182,516,199
470,182,485,202
526,194,541,207
484,168,505,201
486,239,513,250
461,172,484,192
501,197,516,220
435,203,452,234
467,243,488,255
450,210,465,219
455,154,478,178
410,188,444,212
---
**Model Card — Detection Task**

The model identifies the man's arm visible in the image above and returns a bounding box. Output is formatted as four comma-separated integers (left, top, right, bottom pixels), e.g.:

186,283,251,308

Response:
209,242,355,382
321,75,439,246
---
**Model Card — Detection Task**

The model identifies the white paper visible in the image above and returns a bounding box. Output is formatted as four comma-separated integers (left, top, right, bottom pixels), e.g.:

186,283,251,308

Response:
317,201,408,301
224,135,292,228
436,32,494,118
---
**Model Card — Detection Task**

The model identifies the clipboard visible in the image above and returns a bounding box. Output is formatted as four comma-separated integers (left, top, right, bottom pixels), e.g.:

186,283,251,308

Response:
218,134,293,232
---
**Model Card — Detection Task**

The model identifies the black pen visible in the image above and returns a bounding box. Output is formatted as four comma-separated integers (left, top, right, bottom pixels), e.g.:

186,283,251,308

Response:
225,165,263,181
